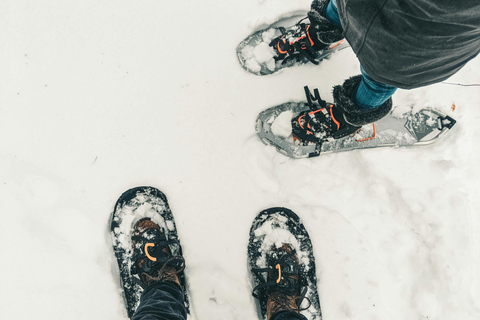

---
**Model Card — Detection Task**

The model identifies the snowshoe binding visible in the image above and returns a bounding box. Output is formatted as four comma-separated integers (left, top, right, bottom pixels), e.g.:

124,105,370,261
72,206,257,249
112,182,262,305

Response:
237,16,347,75
291,86,360,144
269,19,331,66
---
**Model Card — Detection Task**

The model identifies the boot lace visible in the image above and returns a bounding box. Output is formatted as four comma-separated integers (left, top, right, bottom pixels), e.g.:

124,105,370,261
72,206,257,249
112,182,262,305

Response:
252,254,312,315
136,255,186,288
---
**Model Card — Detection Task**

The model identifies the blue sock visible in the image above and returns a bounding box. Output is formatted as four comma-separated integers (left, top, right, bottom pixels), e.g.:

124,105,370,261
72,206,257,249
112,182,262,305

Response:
323,0,342,29
353,66,397,110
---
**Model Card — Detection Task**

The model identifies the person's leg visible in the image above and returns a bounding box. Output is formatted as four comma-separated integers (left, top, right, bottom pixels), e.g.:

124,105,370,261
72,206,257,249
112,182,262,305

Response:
323,0,342,29
129,216,188,320
132,281,187,320
322,1,397,110
354,66,397,110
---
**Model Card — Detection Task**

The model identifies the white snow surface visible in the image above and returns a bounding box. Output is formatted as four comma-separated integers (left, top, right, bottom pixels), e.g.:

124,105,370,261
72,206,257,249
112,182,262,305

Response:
1,1,480,320
271,110,294,138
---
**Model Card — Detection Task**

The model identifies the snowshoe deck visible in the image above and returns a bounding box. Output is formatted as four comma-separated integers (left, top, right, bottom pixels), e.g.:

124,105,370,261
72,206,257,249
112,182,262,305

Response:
110,186,189,318
237,15,349,76
256,102,456,158
248,207,322,320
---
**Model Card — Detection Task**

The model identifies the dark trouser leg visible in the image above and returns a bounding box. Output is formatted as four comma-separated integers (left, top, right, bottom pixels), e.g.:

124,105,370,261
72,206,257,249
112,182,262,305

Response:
132,282,187,320
272,311,308,320
322,0,397,110
323,0,341,29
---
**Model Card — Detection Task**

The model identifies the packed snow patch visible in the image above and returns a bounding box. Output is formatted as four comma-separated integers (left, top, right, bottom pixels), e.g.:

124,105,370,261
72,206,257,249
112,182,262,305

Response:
253,43,275,63
241,42,276,73
239,28,278,73
271,110,293,137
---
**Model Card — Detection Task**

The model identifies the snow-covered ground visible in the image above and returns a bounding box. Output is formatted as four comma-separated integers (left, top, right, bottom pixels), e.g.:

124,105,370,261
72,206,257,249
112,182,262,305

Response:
1,0,480,319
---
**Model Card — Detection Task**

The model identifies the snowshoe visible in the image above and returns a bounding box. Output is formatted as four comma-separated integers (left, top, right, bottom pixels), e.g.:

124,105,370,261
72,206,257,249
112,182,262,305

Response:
248,207,322,320
110,186,189,318
255,83,456,158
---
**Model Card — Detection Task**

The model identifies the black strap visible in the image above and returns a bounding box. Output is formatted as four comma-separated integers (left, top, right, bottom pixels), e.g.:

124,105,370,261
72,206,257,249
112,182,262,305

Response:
304,86,326,111
295,24,319,65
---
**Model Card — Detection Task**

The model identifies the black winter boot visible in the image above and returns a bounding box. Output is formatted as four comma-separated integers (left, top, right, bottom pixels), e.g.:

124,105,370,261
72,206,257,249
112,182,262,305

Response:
291,76,392,143
252,244,311,320
131,218,185,288
308,0,344,46
333,75,393,126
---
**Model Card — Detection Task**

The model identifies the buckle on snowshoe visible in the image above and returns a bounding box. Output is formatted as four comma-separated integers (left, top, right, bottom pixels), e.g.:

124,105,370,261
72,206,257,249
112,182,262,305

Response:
437,115,456,130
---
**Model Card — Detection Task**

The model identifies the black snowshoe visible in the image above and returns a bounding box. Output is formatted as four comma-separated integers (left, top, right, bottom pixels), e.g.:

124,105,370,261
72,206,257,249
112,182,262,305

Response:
110,186,189,318
248,208,322,320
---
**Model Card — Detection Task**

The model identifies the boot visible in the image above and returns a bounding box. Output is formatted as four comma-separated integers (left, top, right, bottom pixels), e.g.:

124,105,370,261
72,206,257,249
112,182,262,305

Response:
252,244,311,320
308,0,344,46
131,218,185,288
333,75,393,126
291,76,392,143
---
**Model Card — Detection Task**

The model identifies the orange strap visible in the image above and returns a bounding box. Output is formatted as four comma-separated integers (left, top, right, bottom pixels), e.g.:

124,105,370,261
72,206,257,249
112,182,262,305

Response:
328,39,344,50
145,243,157,262
276,264,281,283
290,35,306,45
298,108,327,134
329,105,340,130
356,123,376,142
277,41,287,54
308,108,325,116
306,25,315,47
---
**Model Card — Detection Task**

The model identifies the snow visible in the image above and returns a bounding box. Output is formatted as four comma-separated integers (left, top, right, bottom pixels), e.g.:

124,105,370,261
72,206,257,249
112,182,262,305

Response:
241,32,277,73
1,0,480,320
271,110,293,137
